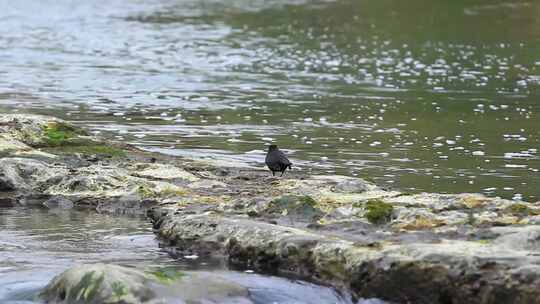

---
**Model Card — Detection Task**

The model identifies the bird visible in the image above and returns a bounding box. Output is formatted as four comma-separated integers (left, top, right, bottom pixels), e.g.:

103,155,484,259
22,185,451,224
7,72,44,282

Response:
265,144,292,176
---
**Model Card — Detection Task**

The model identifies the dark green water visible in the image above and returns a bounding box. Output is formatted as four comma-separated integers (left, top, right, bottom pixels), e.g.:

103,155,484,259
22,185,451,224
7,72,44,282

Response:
0,0,539,200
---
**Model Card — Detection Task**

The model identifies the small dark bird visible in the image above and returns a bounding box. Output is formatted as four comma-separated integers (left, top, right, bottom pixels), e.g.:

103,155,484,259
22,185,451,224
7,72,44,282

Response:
265,144,292,176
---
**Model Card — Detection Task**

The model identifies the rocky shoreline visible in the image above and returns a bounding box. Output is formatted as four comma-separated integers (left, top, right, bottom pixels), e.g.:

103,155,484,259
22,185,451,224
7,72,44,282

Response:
1,114,540,304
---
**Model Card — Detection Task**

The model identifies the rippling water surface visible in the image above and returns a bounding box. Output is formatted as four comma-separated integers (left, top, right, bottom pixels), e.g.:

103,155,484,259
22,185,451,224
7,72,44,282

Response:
0,0,539,200
0,207,367,303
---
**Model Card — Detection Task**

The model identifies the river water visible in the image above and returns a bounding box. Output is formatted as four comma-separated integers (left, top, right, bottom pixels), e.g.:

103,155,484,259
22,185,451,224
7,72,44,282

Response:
0,207,380,303
0,0,539,201
1,1,538,302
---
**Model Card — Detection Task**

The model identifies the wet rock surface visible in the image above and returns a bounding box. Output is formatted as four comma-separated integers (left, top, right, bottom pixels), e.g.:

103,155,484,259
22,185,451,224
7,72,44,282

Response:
148,208,540,304
40,263,252,304
2,114,540,304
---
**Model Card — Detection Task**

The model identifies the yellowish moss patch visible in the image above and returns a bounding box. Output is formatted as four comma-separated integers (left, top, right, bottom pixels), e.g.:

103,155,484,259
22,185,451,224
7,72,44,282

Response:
505,203,540,216
461,195,488,209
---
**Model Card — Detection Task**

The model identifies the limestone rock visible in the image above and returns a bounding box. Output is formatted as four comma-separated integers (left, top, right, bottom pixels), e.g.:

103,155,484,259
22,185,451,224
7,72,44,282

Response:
0,157,66,192
188,180,227,189
256,195,324,224
0,114,61,146
313,175,374,193
0,137,31,154
133,163,199,182
148,208,540,304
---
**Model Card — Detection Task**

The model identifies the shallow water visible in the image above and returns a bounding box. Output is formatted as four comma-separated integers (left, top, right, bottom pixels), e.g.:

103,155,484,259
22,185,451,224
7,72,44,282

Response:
0,0,539,200
0,207,376,304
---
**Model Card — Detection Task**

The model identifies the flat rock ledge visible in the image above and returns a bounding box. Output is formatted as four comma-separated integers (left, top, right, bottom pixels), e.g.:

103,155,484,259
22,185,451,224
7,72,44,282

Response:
0,114,213,213
2,114,540,303
148,208,540,304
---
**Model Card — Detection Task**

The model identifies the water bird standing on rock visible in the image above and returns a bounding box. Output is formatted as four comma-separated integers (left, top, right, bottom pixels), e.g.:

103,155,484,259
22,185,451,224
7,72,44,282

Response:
265,145,292,176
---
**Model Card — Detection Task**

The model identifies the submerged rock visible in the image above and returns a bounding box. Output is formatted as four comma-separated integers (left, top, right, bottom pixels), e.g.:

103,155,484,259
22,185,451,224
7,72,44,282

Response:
40,263,252,304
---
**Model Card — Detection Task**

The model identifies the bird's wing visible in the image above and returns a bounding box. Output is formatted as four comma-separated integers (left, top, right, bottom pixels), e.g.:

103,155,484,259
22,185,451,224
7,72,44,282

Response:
277,151,291,165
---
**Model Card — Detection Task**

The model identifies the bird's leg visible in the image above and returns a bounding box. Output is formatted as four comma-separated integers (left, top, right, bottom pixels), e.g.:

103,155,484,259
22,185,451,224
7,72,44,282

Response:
272,170,275,176
280,170,285,177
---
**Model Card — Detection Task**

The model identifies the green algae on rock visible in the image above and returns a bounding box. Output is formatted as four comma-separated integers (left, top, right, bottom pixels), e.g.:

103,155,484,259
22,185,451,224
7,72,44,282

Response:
148,268,186,284
40,264,252,304
362,199,394,224
42,121,84,146
41,121,127,157
45,144,126,158
0,113,127,160
262,195,323,223
39,264,152,304
0,114,65,147
505,203,540,217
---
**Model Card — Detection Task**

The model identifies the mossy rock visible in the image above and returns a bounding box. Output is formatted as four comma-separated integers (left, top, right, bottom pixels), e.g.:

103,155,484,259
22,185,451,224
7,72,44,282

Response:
70,271,105,302
462,195,488,209
42,121,86,146
505,203,540,217
265,195,323,222
46,144,126,158
110,281,129,301
38,121,128,158
137,184,155,198
39,264,155,304
475,239,492,245
41,263,250,304
160,186,188,197
362,199,394,224
137,184,187,199
148,268,186,284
